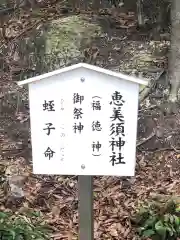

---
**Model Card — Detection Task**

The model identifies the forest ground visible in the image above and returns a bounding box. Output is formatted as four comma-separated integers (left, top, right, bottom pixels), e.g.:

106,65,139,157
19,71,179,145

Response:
0,2,179,239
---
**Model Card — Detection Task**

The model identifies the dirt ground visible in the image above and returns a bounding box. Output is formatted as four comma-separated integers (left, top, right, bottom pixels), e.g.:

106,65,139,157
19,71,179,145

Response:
0,3,179,240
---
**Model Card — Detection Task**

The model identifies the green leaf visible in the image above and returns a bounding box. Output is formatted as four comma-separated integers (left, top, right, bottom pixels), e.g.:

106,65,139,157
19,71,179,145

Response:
170,215,174,224
164,214,170,222
144,216,157,228
30,211,41,217
166,226,174,236
155,221,166,239
8,229,16,239
0,212,7,219
174,216,180,226
155,220,163,228
138,227,145,235
156,226,166,236
142,229,155,237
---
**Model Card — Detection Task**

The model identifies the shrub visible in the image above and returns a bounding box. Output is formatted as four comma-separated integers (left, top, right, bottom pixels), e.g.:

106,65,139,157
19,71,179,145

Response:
132,198,180,240
0,210,51,240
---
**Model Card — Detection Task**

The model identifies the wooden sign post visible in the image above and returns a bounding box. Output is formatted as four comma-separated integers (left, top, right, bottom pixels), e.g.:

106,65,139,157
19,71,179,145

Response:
18,63,148,239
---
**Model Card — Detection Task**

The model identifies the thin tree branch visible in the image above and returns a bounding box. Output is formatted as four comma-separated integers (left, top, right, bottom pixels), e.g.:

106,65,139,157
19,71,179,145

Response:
136,132,155,147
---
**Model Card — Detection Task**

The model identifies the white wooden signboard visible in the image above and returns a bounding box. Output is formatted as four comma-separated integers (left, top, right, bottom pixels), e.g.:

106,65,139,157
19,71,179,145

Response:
18,63,147,176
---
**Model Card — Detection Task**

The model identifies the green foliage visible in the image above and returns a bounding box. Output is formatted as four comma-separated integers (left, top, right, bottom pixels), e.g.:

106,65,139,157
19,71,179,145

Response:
0,210,51,240
132,199,180,240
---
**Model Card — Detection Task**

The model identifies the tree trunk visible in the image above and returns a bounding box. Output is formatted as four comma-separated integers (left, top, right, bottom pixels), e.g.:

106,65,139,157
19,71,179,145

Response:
5,0,36,8
92,0,101,12
168,0,180,103
137,0,145,26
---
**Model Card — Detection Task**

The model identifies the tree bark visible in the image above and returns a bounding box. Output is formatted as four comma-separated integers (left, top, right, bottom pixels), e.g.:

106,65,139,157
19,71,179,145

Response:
168,0,180,103
5,0,36,8
92,0,101,12
137,0,145,26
